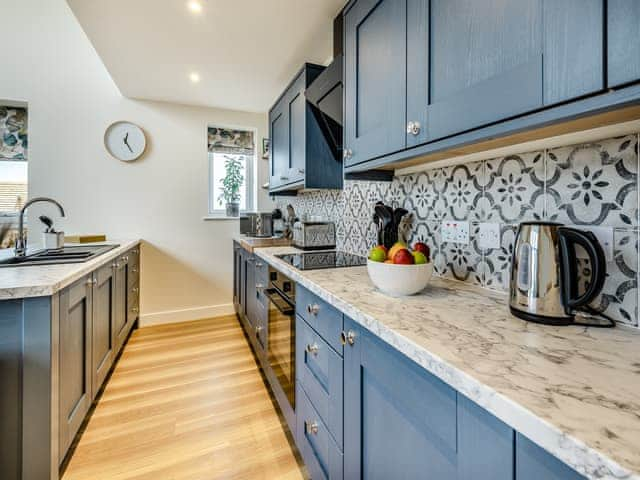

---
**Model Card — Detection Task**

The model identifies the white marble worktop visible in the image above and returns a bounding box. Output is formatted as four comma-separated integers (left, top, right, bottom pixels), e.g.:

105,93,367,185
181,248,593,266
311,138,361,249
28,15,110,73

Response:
255,246,640,480
0,239,140,300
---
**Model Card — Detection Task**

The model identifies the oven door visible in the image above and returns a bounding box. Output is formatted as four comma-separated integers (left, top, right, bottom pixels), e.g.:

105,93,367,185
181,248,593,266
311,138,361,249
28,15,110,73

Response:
263,287,296,427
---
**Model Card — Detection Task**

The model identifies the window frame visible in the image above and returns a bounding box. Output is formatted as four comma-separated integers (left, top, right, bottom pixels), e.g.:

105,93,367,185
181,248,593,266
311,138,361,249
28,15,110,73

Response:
206,123,257,217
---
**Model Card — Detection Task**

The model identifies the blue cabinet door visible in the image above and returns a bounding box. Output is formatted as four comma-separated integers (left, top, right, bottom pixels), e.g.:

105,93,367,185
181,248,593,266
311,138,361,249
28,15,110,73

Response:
343,316,515,480
412,0,543,142
608,0,640,88
344,0,407,167
269,98,289,189
288,73,306,185
516,433,586,480
543,0,604,105
343,317,458,479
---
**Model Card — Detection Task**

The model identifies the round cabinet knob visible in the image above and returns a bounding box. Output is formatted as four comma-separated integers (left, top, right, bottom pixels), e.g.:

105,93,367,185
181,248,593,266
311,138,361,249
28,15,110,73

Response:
305,421,319,436
112,262,120,269
306,343,319,355
343,148,353,160
255,262,264,268
132,267,138,273
407,121,421,136
340,330,356,346
132,306,139,313
307,304,320,316
132,287,139,294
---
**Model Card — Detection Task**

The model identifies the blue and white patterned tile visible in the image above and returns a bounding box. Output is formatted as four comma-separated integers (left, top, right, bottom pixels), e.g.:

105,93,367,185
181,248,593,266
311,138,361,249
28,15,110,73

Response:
408,171,438,221
443,162,485,221
482,224,517,292
484,152,545,223
545,135,638,227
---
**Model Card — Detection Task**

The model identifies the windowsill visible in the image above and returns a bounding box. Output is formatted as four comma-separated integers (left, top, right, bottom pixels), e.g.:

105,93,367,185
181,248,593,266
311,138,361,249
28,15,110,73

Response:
202,215,240,221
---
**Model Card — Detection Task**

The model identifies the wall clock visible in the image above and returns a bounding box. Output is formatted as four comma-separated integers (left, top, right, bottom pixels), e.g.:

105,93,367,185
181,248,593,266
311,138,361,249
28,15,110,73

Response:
104,121,147,162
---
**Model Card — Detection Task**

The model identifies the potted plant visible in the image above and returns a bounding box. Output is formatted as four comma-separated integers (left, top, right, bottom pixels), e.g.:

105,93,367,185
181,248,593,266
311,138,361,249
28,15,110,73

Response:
218,155,244,217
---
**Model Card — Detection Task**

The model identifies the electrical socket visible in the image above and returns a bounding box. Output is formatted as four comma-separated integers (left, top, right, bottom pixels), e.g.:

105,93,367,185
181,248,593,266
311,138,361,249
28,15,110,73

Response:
441,220,469,245
478,223,501,249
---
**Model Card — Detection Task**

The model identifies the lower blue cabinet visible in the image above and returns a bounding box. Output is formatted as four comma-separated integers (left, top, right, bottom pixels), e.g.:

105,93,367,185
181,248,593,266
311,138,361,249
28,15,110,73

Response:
342,316,513,480
293,309,589,479
516,433,586,480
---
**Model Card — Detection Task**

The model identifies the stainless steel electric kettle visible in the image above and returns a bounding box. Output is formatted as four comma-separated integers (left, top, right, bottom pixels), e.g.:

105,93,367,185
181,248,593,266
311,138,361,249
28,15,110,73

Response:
509,222,610,326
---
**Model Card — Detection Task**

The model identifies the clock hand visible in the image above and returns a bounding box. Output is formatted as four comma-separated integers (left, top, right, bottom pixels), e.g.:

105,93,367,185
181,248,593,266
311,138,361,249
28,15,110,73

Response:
123,132,133,153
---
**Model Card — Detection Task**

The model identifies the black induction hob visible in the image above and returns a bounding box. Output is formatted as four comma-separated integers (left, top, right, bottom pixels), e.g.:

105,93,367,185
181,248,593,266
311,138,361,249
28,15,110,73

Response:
275,251,367,270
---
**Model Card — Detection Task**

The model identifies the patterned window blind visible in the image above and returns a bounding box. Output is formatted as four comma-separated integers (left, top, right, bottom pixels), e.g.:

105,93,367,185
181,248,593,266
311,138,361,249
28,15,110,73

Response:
0,107,28,161
207,127,254,155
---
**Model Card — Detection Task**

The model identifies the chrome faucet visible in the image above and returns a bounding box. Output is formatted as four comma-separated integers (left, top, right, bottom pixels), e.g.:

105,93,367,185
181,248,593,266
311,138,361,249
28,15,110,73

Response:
15,197,66,257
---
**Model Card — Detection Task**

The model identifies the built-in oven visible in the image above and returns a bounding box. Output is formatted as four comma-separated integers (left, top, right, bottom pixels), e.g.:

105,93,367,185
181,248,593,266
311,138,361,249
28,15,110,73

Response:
263,268,296,429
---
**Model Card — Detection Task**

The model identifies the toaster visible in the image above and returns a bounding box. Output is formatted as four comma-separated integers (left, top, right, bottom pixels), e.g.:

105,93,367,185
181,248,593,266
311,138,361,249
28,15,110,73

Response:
293,221,336,250
240,212,273,238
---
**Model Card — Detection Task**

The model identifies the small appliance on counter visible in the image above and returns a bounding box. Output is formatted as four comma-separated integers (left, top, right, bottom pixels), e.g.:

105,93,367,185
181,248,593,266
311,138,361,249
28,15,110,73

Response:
509,222,613,327
292,219,336,250
239,212,273,238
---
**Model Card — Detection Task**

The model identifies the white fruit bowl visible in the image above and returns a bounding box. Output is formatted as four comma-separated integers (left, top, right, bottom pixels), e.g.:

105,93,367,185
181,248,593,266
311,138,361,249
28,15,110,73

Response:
367,259,434,296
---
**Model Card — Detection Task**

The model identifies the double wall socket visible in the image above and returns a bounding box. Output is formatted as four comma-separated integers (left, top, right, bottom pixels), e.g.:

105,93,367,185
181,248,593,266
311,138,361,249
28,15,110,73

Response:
441,220,469,244
478,223,501,249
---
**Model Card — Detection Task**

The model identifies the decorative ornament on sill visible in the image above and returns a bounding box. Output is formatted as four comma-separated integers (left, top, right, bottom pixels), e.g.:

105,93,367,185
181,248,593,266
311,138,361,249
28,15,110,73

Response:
104,121,147,162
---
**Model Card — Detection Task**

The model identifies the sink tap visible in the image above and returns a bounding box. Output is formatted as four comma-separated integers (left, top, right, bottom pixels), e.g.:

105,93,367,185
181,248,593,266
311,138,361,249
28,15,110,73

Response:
15,197,66,257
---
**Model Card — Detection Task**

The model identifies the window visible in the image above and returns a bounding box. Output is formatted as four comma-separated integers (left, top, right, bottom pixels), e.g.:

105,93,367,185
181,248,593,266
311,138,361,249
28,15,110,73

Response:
0,106,28,250
208,126,255,215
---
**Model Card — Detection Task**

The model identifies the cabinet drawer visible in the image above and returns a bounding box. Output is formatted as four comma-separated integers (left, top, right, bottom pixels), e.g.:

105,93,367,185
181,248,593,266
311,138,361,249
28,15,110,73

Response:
296,285,343,354
296,383,343,480
296,316,343,448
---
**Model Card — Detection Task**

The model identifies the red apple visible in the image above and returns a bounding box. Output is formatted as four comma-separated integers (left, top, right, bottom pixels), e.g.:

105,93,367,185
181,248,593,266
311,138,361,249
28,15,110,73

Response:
393,248,415,265
377,245,388,253
413,242,430,259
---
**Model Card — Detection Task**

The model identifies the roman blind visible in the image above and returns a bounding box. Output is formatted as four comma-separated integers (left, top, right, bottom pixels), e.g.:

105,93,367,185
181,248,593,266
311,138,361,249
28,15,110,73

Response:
207,127,254,155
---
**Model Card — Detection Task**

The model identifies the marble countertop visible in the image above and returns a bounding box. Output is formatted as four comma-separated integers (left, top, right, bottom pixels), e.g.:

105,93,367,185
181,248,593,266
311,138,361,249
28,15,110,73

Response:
0,239,140,300
255,246,640,480
233,235,291,253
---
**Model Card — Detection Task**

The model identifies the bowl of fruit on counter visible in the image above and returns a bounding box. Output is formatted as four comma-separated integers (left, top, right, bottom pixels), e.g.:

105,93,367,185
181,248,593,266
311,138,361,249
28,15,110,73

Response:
367,242,433,296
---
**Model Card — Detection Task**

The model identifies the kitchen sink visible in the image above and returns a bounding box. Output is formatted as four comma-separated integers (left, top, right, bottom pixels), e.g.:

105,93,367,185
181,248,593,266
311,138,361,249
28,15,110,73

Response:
0,245,119,267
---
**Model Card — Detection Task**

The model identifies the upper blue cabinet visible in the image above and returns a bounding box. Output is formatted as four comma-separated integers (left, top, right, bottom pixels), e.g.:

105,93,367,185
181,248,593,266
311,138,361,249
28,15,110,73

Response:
343,0,407,167
343,0,639,174
269,64,344,193
608,0,640,88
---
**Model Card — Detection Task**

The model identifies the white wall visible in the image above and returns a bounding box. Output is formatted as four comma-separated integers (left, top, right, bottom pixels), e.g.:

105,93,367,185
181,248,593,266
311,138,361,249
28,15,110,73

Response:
0,0,276,324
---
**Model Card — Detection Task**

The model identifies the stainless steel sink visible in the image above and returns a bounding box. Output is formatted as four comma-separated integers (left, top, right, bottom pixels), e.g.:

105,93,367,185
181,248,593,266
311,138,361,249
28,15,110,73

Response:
0,245,119,267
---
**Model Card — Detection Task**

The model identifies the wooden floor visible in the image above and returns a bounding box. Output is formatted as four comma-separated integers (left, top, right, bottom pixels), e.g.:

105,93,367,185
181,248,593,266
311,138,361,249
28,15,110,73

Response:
62,315,306,480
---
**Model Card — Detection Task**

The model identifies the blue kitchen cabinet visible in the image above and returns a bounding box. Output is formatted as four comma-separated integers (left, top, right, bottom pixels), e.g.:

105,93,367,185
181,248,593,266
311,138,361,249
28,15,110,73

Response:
342,316,514,479
542,0,604,105
343,0,407,167
608,0,640,88
268,64,343,193
516,433,586,480
420,0,543,141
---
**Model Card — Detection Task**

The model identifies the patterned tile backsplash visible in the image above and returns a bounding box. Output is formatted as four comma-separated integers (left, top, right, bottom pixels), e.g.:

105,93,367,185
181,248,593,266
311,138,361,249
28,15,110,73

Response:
275,134,640,327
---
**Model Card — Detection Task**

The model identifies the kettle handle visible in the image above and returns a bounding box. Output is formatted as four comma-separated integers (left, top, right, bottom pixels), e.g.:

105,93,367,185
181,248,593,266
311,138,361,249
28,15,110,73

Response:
557,227,606,312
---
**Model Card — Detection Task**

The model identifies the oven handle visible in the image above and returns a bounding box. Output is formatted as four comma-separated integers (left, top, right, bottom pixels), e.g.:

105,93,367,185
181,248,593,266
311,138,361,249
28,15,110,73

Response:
264,288,295,316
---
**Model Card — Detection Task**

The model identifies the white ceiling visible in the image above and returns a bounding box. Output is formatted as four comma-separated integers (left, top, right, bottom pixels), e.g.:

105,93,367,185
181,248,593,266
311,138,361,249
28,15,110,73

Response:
67,0,344,112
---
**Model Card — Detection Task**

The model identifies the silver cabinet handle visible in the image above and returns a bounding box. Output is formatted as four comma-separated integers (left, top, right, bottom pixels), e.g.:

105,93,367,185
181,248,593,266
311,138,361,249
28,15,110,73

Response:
247,257,255,263
132,267,138,273
340,330,356,346
112,262,119,269
86,278,97,287
307,304,320,316
255,261,264,267
132,249,138,254
132,287,139,294
256,283,266,289
306,343,319,355
343,148,353,160
407,121,421,136
298,168,305,174
255,325,263,334
121,256,129,262
304,420,319,436
132,306,139,313
280,175,289,181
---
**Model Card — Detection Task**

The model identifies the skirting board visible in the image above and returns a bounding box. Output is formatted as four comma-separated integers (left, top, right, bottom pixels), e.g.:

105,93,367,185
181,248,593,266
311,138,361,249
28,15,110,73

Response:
139,303,235,327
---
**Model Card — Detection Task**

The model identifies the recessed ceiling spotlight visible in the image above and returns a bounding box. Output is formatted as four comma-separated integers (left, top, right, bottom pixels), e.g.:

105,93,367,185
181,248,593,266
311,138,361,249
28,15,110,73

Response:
187,1,203,13
189,72,201,83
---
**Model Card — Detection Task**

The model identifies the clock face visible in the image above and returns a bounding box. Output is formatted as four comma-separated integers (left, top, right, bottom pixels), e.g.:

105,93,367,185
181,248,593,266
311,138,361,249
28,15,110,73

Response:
104,121,146,162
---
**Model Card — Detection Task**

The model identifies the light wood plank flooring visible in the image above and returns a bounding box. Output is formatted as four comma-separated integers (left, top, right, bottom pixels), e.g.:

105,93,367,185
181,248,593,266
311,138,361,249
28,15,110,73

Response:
62,315,306,480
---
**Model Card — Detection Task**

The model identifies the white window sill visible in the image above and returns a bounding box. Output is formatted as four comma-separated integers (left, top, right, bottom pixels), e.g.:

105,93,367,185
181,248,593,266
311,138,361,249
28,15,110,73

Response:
202,215,240,221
